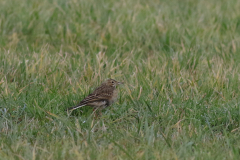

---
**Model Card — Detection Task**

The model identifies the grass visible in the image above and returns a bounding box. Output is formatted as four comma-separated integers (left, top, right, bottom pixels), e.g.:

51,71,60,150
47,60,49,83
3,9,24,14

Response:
0,0,240,159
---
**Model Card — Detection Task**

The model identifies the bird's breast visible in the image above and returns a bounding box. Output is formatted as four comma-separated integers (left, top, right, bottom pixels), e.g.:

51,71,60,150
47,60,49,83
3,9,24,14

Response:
109,89,118,105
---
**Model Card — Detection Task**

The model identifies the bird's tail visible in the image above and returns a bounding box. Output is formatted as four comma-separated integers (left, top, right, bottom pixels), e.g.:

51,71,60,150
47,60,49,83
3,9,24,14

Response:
66,104,86,111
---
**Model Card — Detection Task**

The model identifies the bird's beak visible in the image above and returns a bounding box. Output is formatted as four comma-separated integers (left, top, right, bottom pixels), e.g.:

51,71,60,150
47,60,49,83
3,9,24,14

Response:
118,81,124,85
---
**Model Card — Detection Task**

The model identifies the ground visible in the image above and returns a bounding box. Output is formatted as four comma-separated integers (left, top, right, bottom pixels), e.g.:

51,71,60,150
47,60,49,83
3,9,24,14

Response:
1,0,240,159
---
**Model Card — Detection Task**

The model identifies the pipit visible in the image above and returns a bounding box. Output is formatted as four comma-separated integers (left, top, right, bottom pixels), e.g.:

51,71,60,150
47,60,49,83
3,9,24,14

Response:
67,79,123,112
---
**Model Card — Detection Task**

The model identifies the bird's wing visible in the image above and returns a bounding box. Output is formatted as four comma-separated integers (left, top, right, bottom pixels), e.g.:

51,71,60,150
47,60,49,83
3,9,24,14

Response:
67,92,109,111
92,85,114,96
78,85,114,106
78,92,111,106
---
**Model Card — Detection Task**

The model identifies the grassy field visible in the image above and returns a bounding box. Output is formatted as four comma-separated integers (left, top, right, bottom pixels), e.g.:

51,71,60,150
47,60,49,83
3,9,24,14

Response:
1,0,240,159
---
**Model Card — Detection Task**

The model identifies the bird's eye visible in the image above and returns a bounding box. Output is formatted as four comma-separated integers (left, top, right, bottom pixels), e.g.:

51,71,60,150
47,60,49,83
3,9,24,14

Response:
112,81,114,83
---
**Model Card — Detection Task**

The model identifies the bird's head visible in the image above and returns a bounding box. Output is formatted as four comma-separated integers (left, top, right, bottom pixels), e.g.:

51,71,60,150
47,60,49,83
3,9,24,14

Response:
105,79,124,88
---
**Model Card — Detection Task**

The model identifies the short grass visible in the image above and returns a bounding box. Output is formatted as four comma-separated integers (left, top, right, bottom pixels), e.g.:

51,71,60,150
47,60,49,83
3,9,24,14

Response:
1,0,240,159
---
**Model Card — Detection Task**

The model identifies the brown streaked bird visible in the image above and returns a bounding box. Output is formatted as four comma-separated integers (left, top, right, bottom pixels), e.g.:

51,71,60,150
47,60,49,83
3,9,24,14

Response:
67,79,123,112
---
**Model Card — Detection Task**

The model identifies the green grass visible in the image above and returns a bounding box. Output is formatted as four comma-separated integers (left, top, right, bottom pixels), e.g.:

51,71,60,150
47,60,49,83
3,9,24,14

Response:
1,0,240,159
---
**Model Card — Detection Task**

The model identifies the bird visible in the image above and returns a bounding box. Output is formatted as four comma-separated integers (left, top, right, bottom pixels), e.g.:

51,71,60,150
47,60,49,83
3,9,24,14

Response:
67,79,123,112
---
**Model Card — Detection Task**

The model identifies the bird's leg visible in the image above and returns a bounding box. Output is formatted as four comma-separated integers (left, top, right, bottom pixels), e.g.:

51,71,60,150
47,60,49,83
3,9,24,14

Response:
99,108,103,117
92,108,98,118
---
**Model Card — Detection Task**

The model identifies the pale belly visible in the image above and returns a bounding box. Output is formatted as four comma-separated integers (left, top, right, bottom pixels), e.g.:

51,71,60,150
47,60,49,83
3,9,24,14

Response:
108,90,118,106
90,90,118,109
